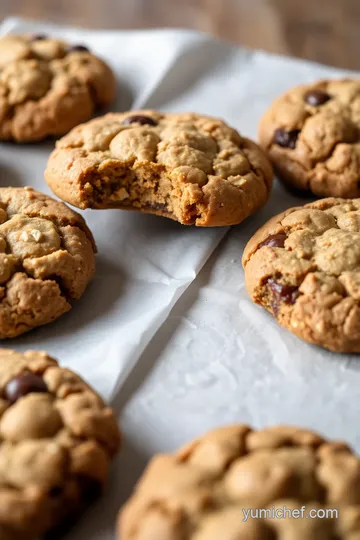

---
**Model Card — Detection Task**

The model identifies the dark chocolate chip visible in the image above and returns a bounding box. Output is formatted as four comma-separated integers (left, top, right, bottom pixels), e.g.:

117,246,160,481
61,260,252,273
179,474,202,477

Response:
30,33,48,41
49,486,63,498
267,278,299,316
44,478,102,540
304,89,331,106
274,128,300,149
259,233,287,249
67,44,90,53
4,373,48,404
79,477,103,504
122,115,158,127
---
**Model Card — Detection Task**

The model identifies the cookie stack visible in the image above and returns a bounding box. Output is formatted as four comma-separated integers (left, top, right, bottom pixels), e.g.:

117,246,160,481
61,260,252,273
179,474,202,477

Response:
1,31,360,539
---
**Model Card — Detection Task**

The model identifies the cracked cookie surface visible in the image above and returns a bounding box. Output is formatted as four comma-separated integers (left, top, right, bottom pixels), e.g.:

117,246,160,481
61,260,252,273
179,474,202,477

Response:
119,424,360,539
259,79,360,198
45,110,273,226
0,34,115,142
0,349,121,540
242,197,360,352
0,187,96,338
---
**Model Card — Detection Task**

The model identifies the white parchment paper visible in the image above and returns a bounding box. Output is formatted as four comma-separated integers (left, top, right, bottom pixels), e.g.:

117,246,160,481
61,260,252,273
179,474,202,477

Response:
1,17,360,540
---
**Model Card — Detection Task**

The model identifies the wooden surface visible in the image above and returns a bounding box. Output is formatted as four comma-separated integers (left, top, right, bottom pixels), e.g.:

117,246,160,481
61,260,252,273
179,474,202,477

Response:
1,0,360,70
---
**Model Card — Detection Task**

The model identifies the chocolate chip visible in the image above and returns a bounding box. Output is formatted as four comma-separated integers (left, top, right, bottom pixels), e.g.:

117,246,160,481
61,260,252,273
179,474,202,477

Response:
4,373,48,404
44,478,102,540
122,115,158,126
79,477,102,504
259,233,287,249
49,486,63,498
267,278,299,316
274,128,300,149
304,89,331,106
30,33,48,41
67,44,90,53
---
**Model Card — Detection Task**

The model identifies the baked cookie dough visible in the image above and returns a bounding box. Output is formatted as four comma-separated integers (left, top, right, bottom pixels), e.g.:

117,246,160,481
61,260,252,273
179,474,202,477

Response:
0,349,121,540
259,79,360,198
0,34,116,141
0,187,96,338
119,424,360,539
243,197,360,352
45,110,273,226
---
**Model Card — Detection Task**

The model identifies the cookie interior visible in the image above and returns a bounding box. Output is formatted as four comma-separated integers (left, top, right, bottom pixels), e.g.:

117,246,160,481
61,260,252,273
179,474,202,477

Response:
46,111,273,227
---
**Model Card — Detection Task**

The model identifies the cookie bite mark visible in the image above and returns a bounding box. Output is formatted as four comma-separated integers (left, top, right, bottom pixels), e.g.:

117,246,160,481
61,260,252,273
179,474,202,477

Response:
243,197,360,352
0,349,121,540
259,79,360,198
0,187,96,338
45,110,274,227
0,34,116,142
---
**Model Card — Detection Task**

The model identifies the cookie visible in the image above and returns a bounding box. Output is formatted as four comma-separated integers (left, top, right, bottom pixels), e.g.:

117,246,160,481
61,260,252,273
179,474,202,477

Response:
259,79,360,198
45,110,273,227
119,424,360,539
242,197,360,352
0,187,96,338
0,34,115,142
0,349,120,540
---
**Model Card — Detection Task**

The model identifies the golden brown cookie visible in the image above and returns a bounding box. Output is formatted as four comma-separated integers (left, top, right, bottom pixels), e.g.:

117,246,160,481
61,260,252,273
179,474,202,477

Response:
0,34,116,142
0,187,96,338
259,79,360,198
45,110,273,227
0,349,121,540
242,197,360,352
119,424,360,539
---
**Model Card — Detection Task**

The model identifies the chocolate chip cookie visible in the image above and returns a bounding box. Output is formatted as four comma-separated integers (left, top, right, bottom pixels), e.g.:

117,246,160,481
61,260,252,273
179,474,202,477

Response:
0,187,96,338
259,79,360,198
0,34,116,142
0,349,121,540
45,111,273,226
242,197,360,352
119,423,360,539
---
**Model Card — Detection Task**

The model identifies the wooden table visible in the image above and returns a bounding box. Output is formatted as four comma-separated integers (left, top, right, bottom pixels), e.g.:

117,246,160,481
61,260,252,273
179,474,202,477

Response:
1,0,359,70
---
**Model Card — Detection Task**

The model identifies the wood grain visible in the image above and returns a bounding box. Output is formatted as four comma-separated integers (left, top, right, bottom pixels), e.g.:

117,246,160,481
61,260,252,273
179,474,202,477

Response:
1,0,359,69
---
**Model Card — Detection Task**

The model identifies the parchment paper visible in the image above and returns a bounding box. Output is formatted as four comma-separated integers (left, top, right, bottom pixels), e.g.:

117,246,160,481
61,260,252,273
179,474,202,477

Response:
1,17,359,540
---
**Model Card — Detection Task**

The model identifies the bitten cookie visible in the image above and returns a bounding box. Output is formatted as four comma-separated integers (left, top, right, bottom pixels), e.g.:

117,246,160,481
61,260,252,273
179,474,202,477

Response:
242,197,360,352
0,349,121,540
0,187,96,338
45,111,273,227
119,424,360,539
0,34,116,141
259,79,360,198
